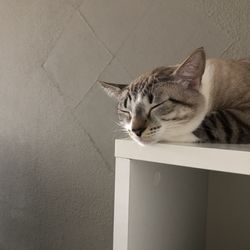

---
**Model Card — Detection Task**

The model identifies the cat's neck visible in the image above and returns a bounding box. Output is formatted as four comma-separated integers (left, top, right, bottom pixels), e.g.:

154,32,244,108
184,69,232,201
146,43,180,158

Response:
201,58,250,114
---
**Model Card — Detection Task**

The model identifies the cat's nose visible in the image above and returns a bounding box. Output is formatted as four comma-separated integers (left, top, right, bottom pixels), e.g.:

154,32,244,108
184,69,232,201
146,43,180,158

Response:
132,127,146,137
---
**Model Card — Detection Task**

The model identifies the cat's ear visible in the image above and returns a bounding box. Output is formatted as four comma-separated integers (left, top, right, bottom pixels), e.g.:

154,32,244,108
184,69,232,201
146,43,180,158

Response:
174,47,206,90
99,81,127,99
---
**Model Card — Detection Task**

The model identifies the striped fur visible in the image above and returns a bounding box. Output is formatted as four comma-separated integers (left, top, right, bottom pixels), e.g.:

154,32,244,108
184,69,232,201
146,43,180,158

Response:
101,48,250,145
194,109,250,143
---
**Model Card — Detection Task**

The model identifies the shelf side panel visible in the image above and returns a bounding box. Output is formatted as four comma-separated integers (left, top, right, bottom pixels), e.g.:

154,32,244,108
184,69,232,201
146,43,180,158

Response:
113,158,131,250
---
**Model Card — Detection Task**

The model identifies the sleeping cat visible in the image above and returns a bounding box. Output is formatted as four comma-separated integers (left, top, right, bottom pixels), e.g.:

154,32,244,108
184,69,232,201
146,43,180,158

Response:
100,47,250,145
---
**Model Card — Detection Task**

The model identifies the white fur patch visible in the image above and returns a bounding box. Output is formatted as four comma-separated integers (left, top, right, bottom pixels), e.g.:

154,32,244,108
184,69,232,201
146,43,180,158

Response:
200,60,214,113
162,133,199,143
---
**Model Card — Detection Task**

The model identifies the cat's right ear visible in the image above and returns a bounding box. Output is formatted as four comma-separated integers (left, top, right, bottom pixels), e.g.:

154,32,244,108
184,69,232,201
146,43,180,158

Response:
99,81,127,99
174,47,206,90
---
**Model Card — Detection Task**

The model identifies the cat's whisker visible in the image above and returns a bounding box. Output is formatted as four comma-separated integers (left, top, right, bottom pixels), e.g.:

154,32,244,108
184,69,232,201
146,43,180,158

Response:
113,121,124,127
114,128,128,134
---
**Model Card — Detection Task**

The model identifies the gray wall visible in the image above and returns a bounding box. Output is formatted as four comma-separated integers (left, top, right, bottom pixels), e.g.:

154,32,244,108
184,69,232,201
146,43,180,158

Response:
0,0,249,250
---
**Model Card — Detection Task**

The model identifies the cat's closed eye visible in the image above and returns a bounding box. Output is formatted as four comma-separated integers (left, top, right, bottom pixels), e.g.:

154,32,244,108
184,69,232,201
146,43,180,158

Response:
168,97,192,107
123,98,128,108
118,109,131,120
148,93,154,104
149,99,169,115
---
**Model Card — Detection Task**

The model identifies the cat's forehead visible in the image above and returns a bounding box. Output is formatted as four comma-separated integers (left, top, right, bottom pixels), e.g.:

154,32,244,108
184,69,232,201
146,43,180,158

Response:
118,88,152,111
128,66,176,92
117,66,178,106
127,93,151,114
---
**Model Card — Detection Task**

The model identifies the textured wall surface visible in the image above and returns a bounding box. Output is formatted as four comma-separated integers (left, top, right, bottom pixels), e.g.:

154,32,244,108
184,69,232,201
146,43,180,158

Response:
0,0,249,249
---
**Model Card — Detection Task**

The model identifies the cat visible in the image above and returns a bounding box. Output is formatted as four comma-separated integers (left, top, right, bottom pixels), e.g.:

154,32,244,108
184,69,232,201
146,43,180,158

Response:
100,47,250,145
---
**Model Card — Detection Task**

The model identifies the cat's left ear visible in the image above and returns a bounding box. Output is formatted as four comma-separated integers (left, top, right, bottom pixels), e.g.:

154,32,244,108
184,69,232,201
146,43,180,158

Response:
99,81,127,99
174,47,206,90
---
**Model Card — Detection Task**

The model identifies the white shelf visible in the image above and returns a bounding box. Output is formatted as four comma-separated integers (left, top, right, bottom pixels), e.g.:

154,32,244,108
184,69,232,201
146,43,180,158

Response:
115,139,250,175
114,139,250,250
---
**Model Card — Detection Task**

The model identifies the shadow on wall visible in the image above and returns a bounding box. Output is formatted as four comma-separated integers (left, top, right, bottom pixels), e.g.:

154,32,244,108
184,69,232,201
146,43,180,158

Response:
0,136,114,250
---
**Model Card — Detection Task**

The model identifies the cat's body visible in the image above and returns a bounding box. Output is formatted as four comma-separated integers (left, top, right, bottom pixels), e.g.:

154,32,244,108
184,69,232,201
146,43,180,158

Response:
194,58,250,143
101,48,250,145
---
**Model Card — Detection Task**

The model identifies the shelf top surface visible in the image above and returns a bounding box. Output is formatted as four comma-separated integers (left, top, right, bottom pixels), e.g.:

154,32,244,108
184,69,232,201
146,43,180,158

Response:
115,139,250,175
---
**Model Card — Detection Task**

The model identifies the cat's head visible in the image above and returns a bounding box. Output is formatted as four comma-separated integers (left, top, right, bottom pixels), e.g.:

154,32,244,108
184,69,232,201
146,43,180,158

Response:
100,48,206,145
